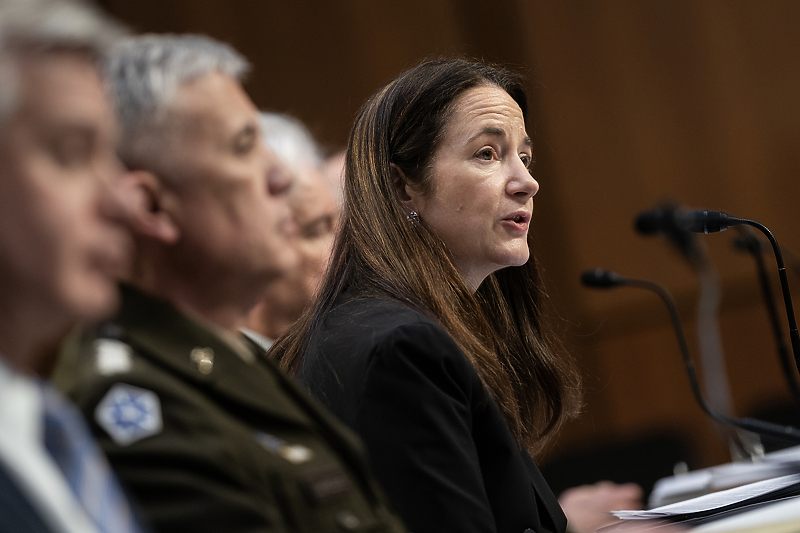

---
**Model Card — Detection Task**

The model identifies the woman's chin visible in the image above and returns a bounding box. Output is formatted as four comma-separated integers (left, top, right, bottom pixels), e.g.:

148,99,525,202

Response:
496,249,530,269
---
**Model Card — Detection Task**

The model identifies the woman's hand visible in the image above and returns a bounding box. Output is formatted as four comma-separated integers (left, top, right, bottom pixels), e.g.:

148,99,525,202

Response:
559,481,644,533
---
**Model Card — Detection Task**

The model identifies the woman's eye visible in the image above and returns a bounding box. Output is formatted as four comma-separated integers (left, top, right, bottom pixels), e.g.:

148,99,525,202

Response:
477,148,494,160
521,154,531,167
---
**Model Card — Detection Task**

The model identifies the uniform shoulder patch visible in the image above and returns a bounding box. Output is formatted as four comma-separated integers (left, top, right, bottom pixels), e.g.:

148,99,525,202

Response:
93,339,133,376
94,383,163,446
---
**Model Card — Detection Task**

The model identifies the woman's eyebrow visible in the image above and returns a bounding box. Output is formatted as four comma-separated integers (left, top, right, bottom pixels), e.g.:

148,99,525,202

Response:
468,126,505,143
467,127,533,150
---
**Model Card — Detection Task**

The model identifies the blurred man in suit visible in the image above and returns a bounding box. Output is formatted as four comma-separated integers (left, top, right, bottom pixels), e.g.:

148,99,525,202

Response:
0,0,144,532
55,34,406,533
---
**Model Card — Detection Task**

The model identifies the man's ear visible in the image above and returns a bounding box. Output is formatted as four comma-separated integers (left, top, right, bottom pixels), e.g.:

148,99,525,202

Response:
390,163,416,210
119,170,180,245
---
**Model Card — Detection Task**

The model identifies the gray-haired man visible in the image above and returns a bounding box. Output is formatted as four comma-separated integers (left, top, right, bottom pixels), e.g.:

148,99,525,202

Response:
244,113,341,345
54,34,407,533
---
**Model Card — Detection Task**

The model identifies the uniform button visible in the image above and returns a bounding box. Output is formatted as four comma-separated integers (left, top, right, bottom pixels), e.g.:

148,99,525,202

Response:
280,444,314,464
190,347,214,374
336,511,361,531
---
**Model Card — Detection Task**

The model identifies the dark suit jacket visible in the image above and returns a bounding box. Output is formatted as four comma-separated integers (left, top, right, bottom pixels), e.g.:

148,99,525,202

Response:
0,462,54,533
55,285,406,533
298,296,567,533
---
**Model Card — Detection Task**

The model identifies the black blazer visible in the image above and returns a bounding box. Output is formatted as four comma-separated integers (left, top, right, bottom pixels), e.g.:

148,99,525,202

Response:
298,296,567,533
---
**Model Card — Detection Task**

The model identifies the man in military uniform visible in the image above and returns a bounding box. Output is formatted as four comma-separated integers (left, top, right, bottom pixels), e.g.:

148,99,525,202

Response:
54,34,406,533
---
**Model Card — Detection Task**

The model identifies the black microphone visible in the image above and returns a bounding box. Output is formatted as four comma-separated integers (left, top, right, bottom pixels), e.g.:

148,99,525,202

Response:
635,210,669,235
732,228,800,406
682,210,733,234
681,210,800,378
634,205,701,262
634,208,733,235
581,267,800,445
580,268,624,288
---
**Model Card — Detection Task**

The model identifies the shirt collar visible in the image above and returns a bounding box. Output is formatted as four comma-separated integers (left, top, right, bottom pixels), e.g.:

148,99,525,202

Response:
0,355,44,449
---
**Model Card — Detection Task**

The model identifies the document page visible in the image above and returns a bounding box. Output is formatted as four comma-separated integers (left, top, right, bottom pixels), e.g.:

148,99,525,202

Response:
612,474,800,519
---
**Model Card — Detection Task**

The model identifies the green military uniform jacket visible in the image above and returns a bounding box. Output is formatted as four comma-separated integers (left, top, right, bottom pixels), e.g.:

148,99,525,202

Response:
54,285,407,533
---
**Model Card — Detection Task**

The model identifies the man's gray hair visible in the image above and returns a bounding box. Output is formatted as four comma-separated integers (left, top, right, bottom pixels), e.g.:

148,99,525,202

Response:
259,112,324,176
108,34,250,171
0,0,123,125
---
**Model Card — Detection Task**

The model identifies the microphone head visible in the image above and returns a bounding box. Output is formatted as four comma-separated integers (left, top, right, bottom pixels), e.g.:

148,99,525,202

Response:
580,268,624,288
634,210,666,235
635,205,731,235
682,210,730,234
635,204,692,234
634,203,702,262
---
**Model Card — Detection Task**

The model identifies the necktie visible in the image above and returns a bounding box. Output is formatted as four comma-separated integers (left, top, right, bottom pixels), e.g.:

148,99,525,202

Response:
40,382,143,533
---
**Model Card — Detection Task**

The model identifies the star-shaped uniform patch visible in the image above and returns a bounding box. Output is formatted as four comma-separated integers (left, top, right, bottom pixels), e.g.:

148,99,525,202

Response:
95,383,163,446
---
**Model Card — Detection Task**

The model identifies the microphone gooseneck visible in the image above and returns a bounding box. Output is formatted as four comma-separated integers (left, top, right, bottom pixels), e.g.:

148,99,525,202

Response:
580,268,800,445
731,228,800,406
684,210,800,378
635,205,740,456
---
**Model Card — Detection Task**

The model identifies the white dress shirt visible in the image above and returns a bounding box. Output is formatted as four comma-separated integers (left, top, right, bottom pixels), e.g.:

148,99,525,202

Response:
0,356,100,533
240,328,274,352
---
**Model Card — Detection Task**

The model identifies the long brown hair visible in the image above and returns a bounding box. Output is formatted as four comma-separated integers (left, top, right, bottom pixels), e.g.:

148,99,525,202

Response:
270,58,581,452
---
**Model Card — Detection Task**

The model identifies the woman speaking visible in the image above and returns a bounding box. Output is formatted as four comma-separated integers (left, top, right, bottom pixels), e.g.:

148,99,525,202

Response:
271,58,582,533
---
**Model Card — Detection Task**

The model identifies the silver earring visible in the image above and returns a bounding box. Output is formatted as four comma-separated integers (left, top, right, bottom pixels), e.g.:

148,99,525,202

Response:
406,210,420,224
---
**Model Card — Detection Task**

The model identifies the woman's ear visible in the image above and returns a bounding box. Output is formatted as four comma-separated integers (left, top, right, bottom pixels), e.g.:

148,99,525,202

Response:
390,163,416,210
119,170,180,245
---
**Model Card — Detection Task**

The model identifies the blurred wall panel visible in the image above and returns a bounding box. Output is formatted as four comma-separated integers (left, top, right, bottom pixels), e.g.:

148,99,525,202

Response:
523,0,800,469
99,0,467,147
97,0,800,472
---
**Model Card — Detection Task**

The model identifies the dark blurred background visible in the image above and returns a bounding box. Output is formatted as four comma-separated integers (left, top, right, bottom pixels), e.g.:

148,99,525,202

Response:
97,0,800,494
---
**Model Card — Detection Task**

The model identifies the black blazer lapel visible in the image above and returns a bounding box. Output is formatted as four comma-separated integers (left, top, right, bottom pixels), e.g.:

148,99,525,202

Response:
521,451,567,533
